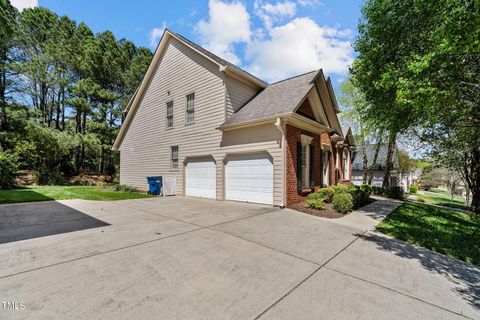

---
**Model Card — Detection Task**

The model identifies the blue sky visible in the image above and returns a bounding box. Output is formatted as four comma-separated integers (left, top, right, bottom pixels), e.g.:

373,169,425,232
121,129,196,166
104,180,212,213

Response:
11,0,363,85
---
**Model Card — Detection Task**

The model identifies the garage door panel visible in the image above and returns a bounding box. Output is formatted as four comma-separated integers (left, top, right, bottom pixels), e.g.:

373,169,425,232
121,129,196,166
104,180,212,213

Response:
186,159,216,199
225,154,273,205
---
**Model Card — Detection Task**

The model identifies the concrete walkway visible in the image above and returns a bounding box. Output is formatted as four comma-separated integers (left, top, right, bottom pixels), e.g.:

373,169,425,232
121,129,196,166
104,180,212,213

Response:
0,197,478,319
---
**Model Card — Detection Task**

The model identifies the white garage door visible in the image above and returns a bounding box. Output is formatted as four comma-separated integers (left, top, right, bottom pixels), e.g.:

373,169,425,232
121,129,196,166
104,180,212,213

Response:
225,154,273,204
185,159,216,199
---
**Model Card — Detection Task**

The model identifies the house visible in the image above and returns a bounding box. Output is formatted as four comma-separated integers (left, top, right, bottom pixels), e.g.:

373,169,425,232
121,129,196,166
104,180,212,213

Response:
113,30,355,207
351,144,400,188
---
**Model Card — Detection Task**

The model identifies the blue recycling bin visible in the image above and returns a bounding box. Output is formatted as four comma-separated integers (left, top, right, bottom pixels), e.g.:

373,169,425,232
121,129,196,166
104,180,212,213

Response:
146,176,163,195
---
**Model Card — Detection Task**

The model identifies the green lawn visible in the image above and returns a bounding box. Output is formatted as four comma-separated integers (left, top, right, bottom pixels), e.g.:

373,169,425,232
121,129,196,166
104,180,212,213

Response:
0,186,153,204
415,188,469,211
377,201,480,266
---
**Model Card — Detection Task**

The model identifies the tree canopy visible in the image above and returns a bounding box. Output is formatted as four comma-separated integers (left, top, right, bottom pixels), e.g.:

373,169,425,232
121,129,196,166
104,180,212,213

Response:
352,0,480,214
0,2,152,185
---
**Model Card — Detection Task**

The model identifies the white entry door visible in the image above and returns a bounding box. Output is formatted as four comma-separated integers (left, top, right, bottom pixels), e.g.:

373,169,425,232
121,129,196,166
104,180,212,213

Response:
225,153,273,204
185,159,216,199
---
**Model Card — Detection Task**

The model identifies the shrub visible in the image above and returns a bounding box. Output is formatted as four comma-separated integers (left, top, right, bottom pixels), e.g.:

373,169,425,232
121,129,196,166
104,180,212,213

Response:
33,169,64,185
332,193,353,213
332,184,349,194
360,184,373,195
409,185,419,194
386,186,404,199
0,151,19,188
113,184,137,192
372,186,385,195
306,198,324,209
349,187,362,209
316,187,335,203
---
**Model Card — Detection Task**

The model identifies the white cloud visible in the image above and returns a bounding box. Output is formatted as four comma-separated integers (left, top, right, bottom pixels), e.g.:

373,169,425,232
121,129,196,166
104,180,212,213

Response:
10,0,37,11
148,22,167,48
297,0,321,7
192,0,353,82
254,1,297,29
246,17,354,82
196,0,251,65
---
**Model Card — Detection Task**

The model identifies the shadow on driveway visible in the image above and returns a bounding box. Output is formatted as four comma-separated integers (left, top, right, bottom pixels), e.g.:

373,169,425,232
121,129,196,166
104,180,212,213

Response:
0,200,109,244
359,232,480,311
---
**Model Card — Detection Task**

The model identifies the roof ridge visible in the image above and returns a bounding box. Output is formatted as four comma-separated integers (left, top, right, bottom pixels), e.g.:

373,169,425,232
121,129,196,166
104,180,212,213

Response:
268,69,320,86
169,30,267,86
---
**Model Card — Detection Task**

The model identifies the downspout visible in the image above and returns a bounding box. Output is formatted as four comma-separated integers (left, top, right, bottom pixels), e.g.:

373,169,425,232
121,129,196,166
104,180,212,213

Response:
275,117,286,207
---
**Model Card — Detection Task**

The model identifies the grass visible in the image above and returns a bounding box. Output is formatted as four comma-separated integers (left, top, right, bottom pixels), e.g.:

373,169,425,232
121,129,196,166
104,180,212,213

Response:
0,185,153,204
415,188,470,211
377,201,480,266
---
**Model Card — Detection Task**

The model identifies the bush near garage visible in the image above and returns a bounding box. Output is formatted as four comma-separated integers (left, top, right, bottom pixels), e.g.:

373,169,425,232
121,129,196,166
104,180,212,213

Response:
305,184,373,212
332,184,349,194
316,187,335,203
332,193,354,213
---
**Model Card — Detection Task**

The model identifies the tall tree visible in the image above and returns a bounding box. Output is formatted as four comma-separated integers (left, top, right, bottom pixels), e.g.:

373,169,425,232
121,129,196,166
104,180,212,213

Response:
351,0,433,188
0,0,17,137
338,77,370,184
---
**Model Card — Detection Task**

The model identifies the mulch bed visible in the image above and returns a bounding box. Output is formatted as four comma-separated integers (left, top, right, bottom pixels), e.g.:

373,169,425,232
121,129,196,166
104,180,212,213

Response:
288,202,351,219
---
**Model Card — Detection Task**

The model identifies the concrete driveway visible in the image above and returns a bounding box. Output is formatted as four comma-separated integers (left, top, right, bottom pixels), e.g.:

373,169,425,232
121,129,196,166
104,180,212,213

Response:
0,197,478,319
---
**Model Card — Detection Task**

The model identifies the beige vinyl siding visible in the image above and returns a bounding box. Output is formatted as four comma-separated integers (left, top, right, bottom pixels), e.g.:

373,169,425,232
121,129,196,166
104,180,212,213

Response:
120,37,283,206
219,123,283,205
120,37,226,193
225,76,259,118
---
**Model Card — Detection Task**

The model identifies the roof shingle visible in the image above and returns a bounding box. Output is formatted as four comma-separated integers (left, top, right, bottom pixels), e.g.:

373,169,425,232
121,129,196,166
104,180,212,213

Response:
222,70,319,127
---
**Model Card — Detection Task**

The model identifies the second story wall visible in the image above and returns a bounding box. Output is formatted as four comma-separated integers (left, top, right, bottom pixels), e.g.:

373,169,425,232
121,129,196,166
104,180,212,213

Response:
120,37,226,188
225,75,259,119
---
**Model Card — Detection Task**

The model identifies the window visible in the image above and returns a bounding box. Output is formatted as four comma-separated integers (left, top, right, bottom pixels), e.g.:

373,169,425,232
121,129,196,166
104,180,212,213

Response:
166,101,173,128
301,145,307,186
186,93,195,124
297,134,314,190
171,146,178,169
343,148,349,179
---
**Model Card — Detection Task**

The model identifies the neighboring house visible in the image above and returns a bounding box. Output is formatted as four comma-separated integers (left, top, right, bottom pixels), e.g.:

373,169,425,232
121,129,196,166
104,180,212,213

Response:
351,144,400,188
113,30,355,207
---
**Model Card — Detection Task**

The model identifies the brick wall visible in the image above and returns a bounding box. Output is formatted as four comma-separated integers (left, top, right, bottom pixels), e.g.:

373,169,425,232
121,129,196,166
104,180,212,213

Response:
285,124,322,206
295,100,316,120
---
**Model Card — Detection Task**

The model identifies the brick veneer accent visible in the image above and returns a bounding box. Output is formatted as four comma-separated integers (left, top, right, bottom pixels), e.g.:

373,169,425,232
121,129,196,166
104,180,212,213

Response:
286,124,322,206
295,99,316,121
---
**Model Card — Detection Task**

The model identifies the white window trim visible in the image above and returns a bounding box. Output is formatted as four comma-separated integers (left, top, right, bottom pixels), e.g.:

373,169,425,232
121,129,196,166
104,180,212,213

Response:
166,100,174,129
171,146,179,170
300,134,313,189
185,93,195,125
343,148,349,180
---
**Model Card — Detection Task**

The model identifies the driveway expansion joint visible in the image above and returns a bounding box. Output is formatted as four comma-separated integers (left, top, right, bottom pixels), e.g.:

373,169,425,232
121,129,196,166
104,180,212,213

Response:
253,230,368,320
323,266,473,320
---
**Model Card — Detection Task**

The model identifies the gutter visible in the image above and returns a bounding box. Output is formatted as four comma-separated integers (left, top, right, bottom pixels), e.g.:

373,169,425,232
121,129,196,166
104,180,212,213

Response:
274,117,286,208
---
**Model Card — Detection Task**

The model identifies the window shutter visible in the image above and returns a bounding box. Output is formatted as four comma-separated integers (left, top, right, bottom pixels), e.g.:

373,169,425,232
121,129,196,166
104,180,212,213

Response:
309,145,315,188
296,142,302,190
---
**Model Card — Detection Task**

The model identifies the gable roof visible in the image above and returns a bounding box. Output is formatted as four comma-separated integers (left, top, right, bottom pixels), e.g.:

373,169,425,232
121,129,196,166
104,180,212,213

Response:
352,144,399,171
341,127,355,145
221,70,319,127
113,30,345,150
170,31,266,88
113,29,267,150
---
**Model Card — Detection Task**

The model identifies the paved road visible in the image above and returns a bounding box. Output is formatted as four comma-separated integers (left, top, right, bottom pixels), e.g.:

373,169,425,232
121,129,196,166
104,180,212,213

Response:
0,197,478,319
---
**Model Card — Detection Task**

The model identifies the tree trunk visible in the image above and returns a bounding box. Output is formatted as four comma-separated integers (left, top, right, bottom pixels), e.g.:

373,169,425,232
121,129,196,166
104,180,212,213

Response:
55,88,61,129
382,130,397,189
472,188,480,215
0,69,7,134
61,87,65,131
